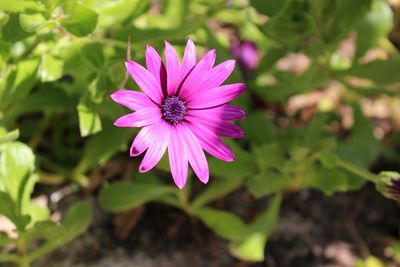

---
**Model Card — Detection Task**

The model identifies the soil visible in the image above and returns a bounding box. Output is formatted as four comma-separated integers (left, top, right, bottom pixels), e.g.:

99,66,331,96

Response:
30,183,400,267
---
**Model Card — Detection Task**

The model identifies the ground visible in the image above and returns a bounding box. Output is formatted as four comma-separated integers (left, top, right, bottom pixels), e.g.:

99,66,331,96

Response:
30,183,400,267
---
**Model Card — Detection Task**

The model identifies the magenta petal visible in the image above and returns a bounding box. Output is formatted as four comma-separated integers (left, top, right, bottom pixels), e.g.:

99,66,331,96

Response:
165,41,181,96
198,60,235,92
180,39,196,81
114,107,161,128
130,125,153,156
178,49,216,99
139,122,170,173
180,123,209,184
146,45,167,90
188,105,246,121
110,90,155,111
125,60,163,104
187,122,235,162
187,83,245,109
168,126,188,189
186,115,244,138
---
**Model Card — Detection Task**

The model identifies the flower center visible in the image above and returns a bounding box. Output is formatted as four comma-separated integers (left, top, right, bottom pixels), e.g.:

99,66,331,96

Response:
161,96,187,125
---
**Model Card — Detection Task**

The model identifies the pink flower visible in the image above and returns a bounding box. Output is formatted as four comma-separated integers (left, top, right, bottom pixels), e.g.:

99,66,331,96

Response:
230,41,259,72
111,39,246,189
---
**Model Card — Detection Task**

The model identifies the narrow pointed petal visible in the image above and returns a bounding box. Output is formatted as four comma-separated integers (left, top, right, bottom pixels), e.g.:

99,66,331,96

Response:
110,90,155,111
178,49,216,98
168,126,188,189
186,115,244,138
196,60,235,93
165,41,181,96
187,83,245,109
130,125,153,156
187,122,235,162
114,107,161,128
146,45,167,91
179,123,209,184
139,122,170,173
125,60,163,104
188,105,246,121
180,39,196,80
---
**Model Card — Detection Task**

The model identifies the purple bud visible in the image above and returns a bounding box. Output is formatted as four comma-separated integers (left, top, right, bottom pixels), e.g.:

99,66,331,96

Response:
230,41,259,72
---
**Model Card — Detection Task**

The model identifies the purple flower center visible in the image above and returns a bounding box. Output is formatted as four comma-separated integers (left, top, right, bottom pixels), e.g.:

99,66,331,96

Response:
161,96,187,125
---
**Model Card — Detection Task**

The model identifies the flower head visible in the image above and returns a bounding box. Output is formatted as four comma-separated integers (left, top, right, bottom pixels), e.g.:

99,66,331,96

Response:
111,39,246,189
376,171,400,200
230,41,259,72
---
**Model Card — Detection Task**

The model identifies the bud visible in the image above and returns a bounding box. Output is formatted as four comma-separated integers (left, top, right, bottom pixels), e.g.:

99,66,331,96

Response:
376,171,400,200
230,41,259,72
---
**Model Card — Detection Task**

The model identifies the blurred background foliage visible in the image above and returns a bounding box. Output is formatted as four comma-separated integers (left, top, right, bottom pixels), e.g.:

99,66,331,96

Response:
0,0,400,266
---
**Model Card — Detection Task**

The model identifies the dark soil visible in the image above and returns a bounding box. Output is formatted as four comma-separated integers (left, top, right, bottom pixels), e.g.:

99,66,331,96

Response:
31,184,400,267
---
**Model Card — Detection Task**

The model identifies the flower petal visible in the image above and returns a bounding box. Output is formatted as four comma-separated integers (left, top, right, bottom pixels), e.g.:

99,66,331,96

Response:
110,90,155,111
130,125,154,156
196,60,235,93
188,105,246,121
146,45,167,92
114,107,161,128
186,115,244,138
187,83,245,109
180,39,196,81
180,123,209,184
139,122,170,173
165,41,181,96
168,126,188,189
125,60,163,104
178,49,216,99
186,122,235,162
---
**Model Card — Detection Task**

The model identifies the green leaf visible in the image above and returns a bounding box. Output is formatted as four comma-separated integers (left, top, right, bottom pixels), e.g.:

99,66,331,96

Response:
24,220,63,245
250,0,288,17
6,87,75,119
265,0,314,47
80,42,104,69
0,58,40,109
62,202,92,238
319,151,338,169
193,207,248,242
0,41,11,69
99,182,175,212
97,0,149,27
39,55,64,82
75,121,132,174
208,141,258,180
230,195,282,261
192,178,243,207
0,1,45,13
0,129,19,145
0,191,30,231
355,0,393,59
77,93,102,137
0,142,35,206
343,59,400,84
28,202,92,262
19,13,47,32
247,170,290,198
355,256,386,267
240,111,276,145
61,1,98,37
253,143,286,170
0,14,32,42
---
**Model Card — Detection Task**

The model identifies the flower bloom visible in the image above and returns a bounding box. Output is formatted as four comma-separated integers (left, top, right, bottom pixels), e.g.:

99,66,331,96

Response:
230,41,259,72
376,171,400,200
111,39,246,189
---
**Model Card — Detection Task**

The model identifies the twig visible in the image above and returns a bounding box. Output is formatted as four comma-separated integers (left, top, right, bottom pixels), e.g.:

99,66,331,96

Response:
117,35,132,90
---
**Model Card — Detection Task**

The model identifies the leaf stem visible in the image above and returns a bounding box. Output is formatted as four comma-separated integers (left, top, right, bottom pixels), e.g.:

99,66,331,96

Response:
337,159,378,183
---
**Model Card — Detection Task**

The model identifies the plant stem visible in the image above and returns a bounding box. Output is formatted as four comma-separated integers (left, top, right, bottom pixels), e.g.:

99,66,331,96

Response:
337,159,378,183
17,234,30,267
